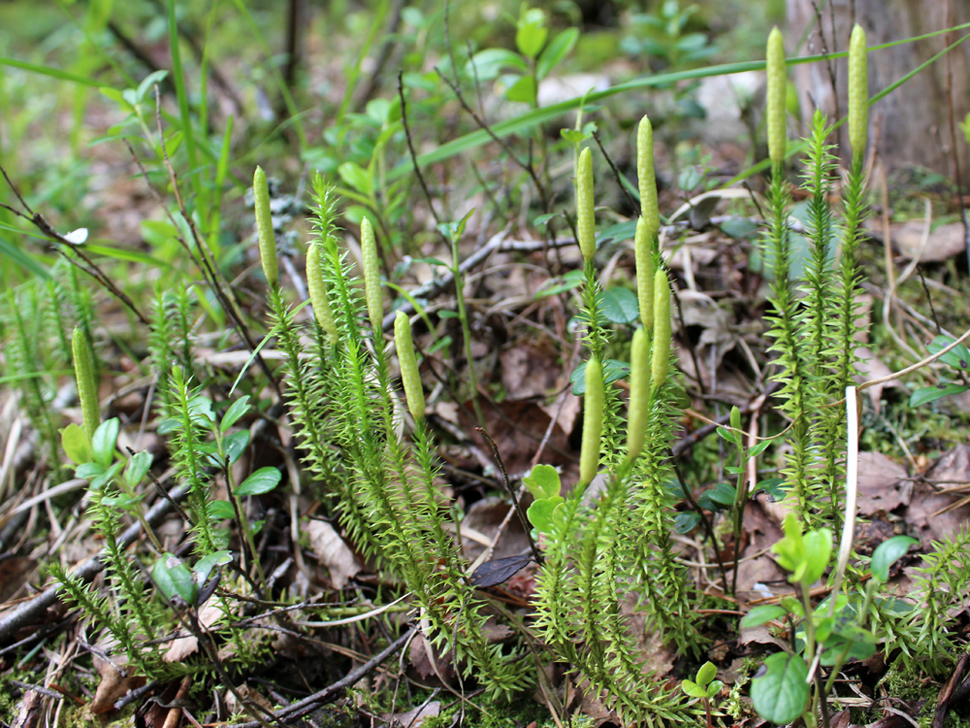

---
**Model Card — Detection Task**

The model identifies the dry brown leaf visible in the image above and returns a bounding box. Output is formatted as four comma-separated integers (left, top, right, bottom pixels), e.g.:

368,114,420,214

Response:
924,445,970,491
499,343,561,401
905,479,970,547
305,519,361,589
857,452,910,516
224,684,274,715
89,655,145,714
881,219,966,262
0,556,37,604
164,602,225,662
12,687,43,728
460,496,529,563
383,700,441,727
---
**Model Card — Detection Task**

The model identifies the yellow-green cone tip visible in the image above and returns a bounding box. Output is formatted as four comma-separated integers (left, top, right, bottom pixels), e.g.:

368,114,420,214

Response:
253,166,278,286
626,326,652,461
72,327,100,441
579,357,605,487
306,243,337,340
848,24,869,161
637,115,659,240
394,311,425,421
766,27,787,166
576,147,596,261
651,269,672,389
635,217,655,331
360,217,383,335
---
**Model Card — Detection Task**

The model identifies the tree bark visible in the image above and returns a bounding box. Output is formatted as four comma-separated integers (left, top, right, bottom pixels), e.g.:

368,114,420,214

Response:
786,0,970,180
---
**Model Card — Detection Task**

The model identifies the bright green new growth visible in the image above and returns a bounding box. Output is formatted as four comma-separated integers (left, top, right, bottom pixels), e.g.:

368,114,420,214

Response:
360,217,383,333
72,326,100,441
637,115,659,239
625,326,651,461
576,147,596,261
579,357,604,487
848,24,869,161
766,27,787,166
651,269,671,389
394,311,425,422
306,242,338,339
635,217,655,331
253,166,278,287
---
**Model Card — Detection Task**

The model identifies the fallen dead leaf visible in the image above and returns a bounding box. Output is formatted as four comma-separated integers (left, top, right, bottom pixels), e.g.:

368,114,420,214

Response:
224,684,274,715
857,452,910,516
923,445,970,492
89,654,145,714
164,602,225,662
382,700,441,727
305,519,361,589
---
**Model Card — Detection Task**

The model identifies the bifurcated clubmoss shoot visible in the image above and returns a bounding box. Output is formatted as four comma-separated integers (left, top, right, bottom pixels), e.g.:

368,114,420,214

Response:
651,269,672,389
766,27,787,167
579,357,604,488
305,243,337,340
576,147,596,262
848,24,869,162
626,326,652,462
637,115,659,241
361,217,383,334
253,166,278,287
635,217,655,330
72,326,99,442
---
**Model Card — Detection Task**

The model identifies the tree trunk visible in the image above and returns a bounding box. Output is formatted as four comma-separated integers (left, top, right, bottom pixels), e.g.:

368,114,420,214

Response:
786,0,970,180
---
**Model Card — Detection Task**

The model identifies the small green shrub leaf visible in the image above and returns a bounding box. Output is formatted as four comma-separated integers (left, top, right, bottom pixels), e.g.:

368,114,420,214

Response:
194,550,232,583
741,605,787,628
91,418,120,467
153,554,197,604
909,384,970,407
537,28,578,80
571,359,629,395
123,451,153,490
696,661,717,686
236,467,282,496
600,287,640,324
224,430,250,466
527,496,565,533
466,49,528,81
208,500,236,520
524,464,561,499
870,535,917,583
674,511,701,534
61,424,91,465
928,335,970,371
220,395,251,432
506,74,537,104
751,652,809,725
681,679,708,698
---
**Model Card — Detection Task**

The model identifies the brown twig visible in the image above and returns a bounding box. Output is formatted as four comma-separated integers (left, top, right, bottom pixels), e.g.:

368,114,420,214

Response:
0,164,151,326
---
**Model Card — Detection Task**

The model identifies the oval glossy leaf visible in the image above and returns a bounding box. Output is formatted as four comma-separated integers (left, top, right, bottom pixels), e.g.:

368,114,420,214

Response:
571,359,630,395
194,550,232,583
696,661,717,686
600,287,640,324
537,27,579,80
524,464,561,499
909,384,970,408
153,554,197,604
741,604,787,629
674,511,701,534
751,652,809,725
224,430,250,466
208,499,236,520
506,74,537,104
235,467,282,496
681,679,708,699
465,49,528,81
220,395,251,432
527,496,565,533
123,451,153,490
62,423,92,466
870,535,918,583
92,418,120,467
928,335,970,371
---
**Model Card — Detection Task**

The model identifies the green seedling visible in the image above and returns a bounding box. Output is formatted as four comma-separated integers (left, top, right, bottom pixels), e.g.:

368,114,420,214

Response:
745,520,916,727
681,661,724,728
524,464,564,536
